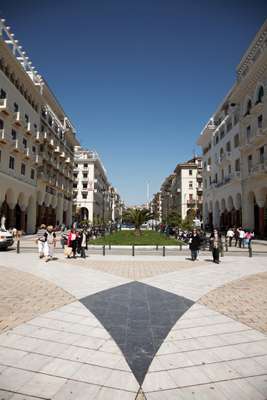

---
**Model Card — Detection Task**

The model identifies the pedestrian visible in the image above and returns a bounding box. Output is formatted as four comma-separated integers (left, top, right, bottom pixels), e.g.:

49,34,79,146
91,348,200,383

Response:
209,229,222,264
79,228,88,258
244,229,253,248
67,228,78,258
226,227,234,247
189,229,201,261
43,225,56,262
36,224,47,259
238,227,245,248
234,228,239,247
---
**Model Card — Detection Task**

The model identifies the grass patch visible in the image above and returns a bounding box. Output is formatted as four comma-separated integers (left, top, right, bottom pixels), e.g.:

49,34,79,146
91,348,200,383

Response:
90,230,182,245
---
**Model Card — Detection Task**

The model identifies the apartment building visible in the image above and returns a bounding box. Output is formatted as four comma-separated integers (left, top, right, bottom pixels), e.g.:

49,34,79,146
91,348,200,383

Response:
73,147,123,224
152,157,203,223
197,19,267,236
172,157,203,220
0,19,78,233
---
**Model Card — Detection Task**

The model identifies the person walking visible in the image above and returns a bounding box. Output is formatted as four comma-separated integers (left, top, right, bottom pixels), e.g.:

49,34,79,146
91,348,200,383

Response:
189,229,201,261
43,225,56,262
79,229,88,258
226,227,234,247
36,224,47,259
67,228,78,258
209,229,222,264
238,227,245,248
234,228,239,247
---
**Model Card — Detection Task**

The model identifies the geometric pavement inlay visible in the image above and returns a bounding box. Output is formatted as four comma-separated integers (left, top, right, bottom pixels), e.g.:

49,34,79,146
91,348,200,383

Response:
80,281,194,385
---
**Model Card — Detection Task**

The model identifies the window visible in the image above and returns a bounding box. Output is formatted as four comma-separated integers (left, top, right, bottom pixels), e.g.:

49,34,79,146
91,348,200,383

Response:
84,163,88,168
234,134,239,148
9,156,15,169
32,146,36,153
25,114,29,123
220,129,225,140
82,193,87,199
226,141,231,152
75,163,78,168
0,150,1,162
246,126,251,142
245,99,252,116
11,129,16,140
215,135,219,144
189,194,193,201
204,179,207,189
256,86,264,104
21,163,26,175
259,146,264,163
215,173,218,183
73,183,77,188
13,102,19,112
258,115,263,128
73,173,78,179
30,169,35,180
248,155,252,172
0,89,6,99
226,120,232,132
189,169,192,175
82,183,87,189
23,138,27,148
235,159,240,172
228,164,231,174
221,169,224,180
83,173,88,178
189,181,193,189
0,118,3,129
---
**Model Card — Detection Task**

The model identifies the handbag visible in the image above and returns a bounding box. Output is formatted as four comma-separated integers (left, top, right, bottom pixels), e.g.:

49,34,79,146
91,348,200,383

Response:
64,245,73,257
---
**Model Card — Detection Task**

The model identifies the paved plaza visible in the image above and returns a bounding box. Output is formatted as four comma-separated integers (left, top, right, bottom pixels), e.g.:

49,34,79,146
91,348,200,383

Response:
0,248,267,399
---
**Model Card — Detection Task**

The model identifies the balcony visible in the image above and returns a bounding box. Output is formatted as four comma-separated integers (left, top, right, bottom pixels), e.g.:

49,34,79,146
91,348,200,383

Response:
12,111,23,127
0,98,10,115
11,139,20,153
48,138,55,148
25,122,33,136
35,131,42,143
34,154,42,165
43,131,49,141
0,129,8,144
248,159,267,176
54,145,60,153
23,147,31,159
60,151,66,159
65,157,71,164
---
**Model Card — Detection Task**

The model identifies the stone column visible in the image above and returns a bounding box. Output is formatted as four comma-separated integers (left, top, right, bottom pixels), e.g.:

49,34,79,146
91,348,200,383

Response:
20,209,26,232
8,205,15,229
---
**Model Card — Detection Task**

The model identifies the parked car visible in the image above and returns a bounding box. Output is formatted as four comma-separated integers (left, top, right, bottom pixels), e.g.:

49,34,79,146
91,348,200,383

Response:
0,228,14,250
121,223,135,230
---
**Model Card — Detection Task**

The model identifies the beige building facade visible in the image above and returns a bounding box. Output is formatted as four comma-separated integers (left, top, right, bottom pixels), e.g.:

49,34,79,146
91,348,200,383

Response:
73,147,123,224
197,19,267,236
0,19,78,233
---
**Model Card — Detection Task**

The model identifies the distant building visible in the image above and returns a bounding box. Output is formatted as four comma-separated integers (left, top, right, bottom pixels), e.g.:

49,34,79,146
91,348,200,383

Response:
73,146,123,224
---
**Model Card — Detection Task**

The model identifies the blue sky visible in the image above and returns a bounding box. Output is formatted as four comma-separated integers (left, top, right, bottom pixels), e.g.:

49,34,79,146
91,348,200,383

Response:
1,1,266,205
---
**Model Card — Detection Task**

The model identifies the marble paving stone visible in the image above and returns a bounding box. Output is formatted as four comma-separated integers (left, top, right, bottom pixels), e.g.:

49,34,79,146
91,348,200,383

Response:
80,281,194,385
246,375,267,397
52,380,100,400
19,372,66,398
216,378,267,400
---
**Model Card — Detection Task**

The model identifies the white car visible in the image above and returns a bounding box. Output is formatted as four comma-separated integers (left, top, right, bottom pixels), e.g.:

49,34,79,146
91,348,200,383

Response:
0,228,14,250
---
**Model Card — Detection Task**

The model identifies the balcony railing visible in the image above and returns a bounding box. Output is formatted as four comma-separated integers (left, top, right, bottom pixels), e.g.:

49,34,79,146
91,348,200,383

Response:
0,129,8,144
12,111,23,127
0,98,10,115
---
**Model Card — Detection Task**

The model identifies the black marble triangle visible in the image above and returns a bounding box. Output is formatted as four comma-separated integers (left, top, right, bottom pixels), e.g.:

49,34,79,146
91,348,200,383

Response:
80,281,194,385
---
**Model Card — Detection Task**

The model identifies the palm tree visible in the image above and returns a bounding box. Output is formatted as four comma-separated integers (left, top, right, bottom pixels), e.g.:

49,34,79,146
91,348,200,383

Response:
124,208,153,235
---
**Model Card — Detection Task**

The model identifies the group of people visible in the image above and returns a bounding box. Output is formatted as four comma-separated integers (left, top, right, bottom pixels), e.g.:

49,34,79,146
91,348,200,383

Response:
36,224,57,262
226,227,254,248
188,228,222,264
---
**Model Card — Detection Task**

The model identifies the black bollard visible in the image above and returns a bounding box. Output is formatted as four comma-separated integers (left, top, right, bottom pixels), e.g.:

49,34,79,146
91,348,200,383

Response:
109,243,111,250
132,244,135,257
103,245,105,256
156,244,158,251
16,239,20,254
163,246,165,257
249,243,252,257
180,244,182,251
225,240,228,252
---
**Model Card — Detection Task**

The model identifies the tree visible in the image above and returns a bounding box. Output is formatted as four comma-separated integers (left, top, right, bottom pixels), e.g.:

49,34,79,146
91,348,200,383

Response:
167,211,181,227
124,208,153,235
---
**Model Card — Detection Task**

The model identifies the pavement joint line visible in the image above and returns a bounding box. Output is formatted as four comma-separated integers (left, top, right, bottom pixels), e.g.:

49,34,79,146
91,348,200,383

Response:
0,363,139,394
0,337,123,359
27,314,102,329
144,373,267,393
161,321,253,333
0,388,49,399
151,353,267,372
18,322,112,340
158,338,267,354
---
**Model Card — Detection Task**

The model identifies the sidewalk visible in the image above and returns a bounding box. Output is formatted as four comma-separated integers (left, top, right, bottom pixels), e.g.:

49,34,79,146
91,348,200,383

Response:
0,252,267,399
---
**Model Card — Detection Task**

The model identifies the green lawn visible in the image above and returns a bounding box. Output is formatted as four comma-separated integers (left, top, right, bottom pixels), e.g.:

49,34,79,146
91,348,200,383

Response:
90,230,182,245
